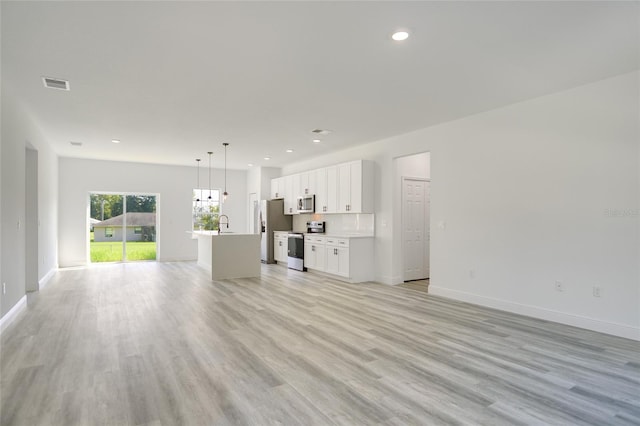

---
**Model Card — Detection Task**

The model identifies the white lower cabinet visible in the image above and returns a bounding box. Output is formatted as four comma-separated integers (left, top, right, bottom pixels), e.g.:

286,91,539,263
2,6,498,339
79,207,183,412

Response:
304,235,326,271
274,232,288,263
304,235,373,283
325,237,349,277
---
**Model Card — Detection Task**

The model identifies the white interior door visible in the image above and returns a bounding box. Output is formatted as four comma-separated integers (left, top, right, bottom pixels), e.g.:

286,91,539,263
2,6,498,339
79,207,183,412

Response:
402,178,430,281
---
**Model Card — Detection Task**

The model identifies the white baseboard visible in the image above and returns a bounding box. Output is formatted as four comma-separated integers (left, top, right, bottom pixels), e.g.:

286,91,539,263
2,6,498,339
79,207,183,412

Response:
429,286,640,341
38,267,57,290
159,257,197,262
0,295,27,334
377,275,402,285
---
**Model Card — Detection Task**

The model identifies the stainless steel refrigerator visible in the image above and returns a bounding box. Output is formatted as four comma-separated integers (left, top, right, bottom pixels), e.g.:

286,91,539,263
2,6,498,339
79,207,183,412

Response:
256,199,292,264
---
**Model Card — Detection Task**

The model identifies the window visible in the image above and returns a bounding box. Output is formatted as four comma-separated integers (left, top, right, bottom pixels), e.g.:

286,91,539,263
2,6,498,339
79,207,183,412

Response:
193,188,221,231
105,227,114,238
134,227,142,234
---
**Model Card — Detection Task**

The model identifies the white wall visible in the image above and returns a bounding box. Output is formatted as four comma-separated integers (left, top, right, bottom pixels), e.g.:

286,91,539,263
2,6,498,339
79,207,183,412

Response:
283,72,640,339
1,91,59,318
58,159,247,266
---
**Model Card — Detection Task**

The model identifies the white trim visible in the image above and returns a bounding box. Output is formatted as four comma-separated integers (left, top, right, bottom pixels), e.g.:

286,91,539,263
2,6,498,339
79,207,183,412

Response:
0,295,27,334
429,285,640,341
378,274,403,285
38,267,57,290
158,256,197,262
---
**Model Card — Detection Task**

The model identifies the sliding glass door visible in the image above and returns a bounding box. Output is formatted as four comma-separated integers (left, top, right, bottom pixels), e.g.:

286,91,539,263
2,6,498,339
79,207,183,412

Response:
124,195,157,261
89,193,157,263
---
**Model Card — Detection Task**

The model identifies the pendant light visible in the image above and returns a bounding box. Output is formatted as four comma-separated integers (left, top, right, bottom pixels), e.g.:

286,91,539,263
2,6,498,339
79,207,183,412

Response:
195,158,201,202
222,142,229,202
207,151,213,200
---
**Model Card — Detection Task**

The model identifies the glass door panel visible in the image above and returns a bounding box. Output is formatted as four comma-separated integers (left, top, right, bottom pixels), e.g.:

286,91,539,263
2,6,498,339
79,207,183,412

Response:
90,194,124,262
125,195,157,261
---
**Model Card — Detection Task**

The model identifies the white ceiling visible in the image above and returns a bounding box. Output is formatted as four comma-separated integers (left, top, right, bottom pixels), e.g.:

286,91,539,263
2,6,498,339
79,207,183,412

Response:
2,1,638,170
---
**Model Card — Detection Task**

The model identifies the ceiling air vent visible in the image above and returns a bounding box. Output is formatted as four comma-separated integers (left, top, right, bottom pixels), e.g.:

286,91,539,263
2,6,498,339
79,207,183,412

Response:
69,141,82,147
42,77,70,91
311,129,332,136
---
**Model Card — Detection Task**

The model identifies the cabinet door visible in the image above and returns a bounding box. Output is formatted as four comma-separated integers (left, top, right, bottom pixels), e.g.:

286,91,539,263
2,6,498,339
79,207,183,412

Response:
325,246,339,275
337,247,350,277
298,172,309,195
271,177,282,199
307,172,316,197
337,163,351,213
348,161,363,213
315,243,326,271
273,237,281,262
284,175,294,215
326,166,338,213
304,242,315,269
292,173,301,200
315,168,327,213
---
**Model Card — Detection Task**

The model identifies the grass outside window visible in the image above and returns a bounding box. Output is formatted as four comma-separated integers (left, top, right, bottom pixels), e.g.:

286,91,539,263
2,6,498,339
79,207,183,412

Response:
90,242,156,262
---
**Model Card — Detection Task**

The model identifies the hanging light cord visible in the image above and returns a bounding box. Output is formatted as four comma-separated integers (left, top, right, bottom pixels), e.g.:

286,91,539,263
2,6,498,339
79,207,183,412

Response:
195,159,201,202
223,143,229,201
207,151,213,200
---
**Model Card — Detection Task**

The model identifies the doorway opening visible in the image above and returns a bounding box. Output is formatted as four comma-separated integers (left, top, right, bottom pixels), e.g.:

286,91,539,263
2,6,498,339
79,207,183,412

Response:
25,146,39,291
397,152,431,284
89,193,158,263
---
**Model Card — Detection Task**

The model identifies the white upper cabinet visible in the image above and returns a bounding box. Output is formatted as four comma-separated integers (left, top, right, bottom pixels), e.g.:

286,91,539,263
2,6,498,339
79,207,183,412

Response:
337,160,373,213
271,159,373,215
315,168,327,213
284,174,295,215
326,166,338,213
270,177,284,199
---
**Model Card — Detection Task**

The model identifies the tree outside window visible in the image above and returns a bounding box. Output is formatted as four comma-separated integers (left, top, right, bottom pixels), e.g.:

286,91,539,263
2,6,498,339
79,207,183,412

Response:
193,189,221,231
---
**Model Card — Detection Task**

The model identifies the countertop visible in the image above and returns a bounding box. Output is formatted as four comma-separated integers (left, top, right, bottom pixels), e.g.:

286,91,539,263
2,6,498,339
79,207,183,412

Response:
273,231,373,239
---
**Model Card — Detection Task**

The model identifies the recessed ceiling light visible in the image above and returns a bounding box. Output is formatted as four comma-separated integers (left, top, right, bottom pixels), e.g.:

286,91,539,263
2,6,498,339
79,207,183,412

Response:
264,157,271,160
247,163,254,167
286,149,293,153
111,139,121,144
312,139,321,143
392,31,409,41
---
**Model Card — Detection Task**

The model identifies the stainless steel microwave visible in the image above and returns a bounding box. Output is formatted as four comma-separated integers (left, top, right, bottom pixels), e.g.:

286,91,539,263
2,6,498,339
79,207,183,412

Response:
296,195,315,213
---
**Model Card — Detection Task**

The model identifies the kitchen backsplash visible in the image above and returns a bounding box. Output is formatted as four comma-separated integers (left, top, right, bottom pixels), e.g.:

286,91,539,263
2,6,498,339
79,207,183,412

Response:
293,213,375,236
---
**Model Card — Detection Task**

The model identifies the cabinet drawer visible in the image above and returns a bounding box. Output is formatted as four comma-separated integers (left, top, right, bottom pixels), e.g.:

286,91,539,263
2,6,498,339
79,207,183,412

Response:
305,235,326,244
325,237,349,248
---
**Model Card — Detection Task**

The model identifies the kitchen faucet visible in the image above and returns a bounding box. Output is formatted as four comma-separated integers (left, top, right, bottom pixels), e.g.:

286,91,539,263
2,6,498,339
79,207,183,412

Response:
218,215,229,233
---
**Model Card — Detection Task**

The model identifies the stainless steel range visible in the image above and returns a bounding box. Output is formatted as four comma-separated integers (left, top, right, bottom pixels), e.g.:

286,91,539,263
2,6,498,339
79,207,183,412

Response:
287,233,305,271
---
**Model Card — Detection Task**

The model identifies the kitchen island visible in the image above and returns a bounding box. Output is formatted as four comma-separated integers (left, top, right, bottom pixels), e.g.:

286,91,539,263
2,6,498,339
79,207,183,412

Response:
193,231,261,280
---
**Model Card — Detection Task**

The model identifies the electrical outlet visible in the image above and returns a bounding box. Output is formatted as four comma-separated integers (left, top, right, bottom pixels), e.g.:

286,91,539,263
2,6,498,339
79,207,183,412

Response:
593,286,602,298
469,269,476,279
555,280,563,292
2,283,6,295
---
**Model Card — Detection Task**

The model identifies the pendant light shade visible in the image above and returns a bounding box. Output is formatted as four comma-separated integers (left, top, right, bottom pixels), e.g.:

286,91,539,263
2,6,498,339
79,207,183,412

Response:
207,151,213,200
195,158,201,202
223,143,229,202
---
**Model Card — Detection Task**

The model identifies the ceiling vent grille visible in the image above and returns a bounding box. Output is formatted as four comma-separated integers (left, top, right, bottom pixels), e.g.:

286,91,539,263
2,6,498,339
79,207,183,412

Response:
311,129,332,135
42,77,70,91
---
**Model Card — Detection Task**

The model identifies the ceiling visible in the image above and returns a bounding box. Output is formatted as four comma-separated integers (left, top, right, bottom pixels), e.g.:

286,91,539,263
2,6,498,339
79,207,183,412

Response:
2,1,638,170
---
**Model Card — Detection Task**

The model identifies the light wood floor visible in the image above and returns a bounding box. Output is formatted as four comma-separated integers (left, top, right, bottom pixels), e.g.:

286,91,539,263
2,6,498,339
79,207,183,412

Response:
1,262,639,425
398,279,429,293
